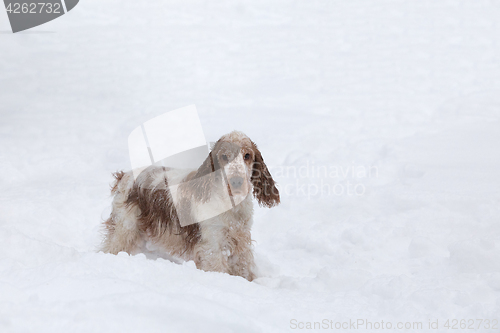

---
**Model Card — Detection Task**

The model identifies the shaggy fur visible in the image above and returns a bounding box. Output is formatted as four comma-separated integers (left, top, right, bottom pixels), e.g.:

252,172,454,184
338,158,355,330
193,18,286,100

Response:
101,131,279,281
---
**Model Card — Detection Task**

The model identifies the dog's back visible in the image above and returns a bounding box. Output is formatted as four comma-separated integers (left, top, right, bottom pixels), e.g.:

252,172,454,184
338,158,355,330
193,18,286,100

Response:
101,166,200,257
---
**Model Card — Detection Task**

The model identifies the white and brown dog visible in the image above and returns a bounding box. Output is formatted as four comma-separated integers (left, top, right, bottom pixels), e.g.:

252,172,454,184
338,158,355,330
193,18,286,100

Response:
101,131,280,281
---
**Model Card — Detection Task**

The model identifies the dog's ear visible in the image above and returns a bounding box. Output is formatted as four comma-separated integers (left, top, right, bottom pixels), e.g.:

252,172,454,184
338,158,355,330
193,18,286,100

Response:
188,141,222,203
195,139,223,177
187,150,215,203
196,150,215,177
250,141,280,207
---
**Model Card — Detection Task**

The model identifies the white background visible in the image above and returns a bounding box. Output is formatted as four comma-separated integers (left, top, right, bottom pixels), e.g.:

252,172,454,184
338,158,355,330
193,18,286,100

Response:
0,1,499,332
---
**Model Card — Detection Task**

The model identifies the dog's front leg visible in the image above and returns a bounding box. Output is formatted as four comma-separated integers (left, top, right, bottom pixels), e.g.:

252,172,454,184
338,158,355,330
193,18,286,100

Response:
194,226,231,275
228,237,256,281
194,243,230,275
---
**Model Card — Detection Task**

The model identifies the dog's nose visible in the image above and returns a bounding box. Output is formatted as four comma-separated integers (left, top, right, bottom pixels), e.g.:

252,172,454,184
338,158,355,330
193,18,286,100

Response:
229,176,244,189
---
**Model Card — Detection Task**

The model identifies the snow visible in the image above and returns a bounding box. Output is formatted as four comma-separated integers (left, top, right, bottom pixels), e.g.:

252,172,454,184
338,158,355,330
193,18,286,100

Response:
1,0,499,332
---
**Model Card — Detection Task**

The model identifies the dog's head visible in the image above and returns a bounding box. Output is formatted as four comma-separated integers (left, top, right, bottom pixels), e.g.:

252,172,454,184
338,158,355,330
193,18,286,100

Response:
194,131,280,208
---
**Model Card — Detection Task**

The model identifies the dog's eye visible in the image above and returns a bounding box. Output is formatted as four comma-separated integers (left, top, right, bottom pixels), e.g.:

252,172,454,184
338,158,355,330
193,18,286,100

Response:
244,153,251,160
221,154,228,161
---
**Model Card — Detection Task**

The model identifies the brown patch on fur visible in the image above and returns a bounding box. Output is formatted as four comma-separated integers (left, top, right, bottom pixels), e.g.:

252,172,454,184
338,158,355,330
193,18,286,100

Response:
250,141,280,207
110,171,125,194
102,216,115,238
125,167,201,256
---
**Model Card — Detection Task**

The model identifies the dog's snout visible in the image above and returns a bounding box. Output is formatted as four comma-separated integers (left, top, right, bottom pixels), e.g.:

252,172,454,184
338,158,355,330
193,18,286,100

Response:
229,176,244,189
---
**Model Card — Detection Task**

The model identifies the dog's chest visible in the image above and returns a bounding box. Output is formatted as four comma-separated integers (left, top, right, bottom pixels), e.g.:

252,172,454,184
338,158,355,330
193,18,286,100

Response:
201,208,250,249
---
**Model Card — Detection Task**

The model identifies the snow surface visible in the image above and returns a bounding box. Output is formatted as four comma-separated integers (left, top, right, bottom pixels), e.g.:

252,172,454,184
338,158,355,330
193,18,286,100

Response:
1,1,500,332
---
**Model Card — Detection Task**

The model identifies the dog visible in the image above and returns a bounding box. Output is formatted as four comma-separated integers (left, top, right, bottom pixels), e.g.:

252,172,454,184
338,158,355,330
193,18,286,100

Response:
100,131,280,281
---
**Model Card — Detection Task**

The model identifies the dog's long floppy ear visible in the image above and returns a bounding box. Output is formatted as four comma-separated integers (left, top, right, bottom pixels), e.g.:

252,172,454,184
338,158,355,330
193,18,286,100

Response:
188,141,221,203
251,141,280,208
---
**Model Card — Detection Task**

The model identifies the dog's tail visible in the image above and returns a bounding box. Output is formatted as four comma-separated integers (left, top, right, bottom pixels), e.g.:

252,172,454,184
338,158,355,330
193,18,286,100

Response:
110,171,125,194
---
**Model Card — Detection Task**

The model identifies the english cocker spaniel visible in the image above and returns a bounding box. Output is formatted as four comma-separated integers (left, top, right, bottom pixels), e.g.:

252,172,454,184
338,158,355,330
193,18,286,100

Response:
101,131,280,281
